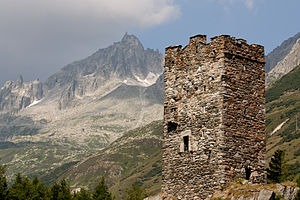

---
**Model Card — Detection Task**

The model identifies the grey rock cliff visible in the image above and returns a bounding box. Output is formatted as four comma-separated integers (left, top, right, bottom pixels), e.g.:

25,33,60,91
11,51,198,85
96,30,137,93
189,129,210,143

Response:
45,33,163,109
0,76,43,113
265,32,300,73
267,37,300,86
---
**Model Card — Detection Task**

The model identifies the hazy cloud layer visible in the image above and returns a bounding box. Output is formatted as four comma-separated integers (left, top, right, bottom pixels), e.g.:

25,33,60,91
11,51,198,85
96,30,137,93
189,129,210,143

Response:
214,0,255,11
0,0,180,85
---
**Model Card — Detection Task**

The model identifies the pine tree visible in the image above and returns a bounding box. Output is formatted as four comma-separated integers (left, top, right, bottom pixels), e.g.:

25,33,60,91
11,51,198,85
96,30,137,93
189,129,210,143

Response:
0,163,8,200
49,179,72,200
125,184,147,200
73,188,92,200
32,176,48,200
8,173,36,200
267,149,287,183
92,176,114,200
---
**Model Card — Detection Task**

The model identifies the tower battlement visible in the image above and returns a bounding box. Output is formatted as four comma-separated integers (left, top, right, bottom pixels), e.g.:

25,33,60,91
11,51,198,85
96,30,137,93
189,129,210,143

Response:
162,34,266,199
166,34,265,64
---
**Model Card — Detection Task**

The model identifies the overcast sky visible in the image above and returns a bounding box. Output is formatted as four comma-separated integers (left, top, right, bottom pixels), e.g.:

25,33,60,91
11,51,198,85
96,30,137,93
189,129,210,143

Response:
0,0,300,86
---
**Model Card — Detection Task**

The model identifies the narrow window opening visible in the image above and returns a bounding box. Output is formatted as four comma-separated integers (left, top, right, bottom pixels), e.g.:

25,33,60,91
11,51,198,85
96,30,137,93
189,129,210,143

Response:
203,85,206,92
245,167,251,180
183,136,189,152
167,121,178,133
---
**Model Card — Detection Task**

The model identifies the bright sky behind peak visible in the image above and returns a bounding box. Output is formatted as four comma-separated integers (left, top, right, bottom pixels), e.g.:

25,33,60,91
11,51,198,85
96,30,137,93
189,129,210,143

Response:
0,0,299,85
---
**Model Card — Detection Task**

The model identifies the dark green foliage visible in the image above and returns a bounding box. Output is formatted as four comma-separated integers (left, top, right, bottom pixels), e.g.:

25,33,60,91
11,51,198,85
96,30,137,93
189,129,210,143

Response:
31,176,48,200
274,194,282,200
143,164,161,181
266,65,300,103
295,176,300,200
266,99,298,113
295,191,300,200
0,163,8,200
0,165,116,200
278,122,300,144
73,188,92,200
40,161,79,186
8,173,48,200
267,149,287,183
125,184,147,200
288,161,300,178
92,176,114,200
294,148,300,157
49,179,72,200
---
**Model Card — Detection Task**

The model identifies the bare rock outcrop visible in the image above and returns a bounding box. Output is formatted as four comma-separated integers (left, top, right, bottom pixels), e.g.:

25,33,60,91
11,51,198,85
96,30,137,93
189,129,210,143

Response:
0,75,43,113
267,38,300,87
276,184,299,200
48,33,163,109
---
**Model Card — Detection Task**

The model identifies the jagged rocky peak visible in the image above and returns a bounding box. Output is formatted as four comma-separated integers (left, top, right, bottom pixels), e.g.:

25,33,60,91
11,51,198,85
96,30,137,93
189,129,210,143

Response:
46,33,163,90
44,34,163,109
16,75,23,86
0,76,43,113
121,32,143,47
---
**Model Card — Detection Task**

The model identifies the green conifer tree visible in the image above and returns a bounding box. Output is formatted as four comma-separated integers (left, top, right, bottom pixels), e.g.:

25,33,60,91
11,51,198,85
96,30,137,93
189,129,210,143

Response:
125,184,147,200
0,163,8,200
49,179,72,200
92,176,114,200
267,149,287,183
8,173,35,200
73,188,92,200
32,176,49,200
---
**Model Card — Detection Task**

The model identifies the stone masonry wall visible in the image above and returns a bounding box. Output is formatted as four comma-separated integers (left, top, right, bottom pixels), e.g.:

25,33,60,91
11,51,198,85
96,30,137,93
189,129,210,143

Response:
220,36,266,184
162,35,266,200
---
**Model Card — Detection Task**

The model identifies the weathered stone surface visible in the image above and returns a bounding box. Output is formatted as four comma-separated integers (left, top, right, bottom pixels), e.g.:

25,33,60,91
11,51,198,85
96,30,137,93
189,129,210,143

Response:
266,38,300,87
144,194,163,200
257,189,275,200
162,34,266,199
276,184,299,200
0,76,43,113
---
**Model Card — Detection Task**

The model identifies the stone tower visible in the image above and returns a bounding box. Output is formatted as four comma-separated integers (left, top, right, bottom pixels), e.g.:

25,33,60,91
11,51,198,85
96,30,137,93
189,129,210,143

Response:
162,35,266,199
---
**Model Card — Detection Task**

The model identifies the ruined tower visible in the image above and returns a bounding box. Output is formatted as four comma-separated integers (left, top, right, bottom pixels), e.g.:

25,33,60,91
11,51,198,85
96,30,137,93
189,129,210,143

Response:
162,35,266,199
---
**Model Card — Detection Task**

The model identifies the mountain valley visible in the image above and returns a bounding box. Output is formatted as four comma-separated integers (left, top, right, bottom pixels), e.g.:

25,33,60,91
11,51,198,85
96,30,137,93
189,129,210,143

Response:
0,34,164,184
1,32,300,199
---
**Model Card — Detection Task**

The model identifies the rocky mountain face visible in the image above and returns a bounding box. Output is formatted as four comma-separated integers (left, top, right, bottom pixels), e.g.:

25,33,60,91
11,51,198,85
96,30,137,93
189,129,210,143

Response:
265,32,300,73
0,34,164,183
44,33,163,109
0,75,43,113
266,32,300,87
267,37,300,86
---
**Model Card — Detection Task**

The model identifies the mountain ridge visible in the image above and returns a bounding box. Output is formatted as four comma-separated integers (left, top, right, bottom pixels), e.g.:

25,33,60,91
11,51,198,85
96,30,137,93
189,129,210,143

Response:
0,34,164,184
267,37,300,87
266,32,300,73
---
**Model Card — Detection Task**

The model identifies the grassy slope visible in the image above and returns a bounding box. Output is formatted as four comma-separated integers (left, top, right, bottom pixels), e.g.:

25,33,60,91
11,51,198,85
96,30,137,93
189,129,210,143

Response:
59,120,163,199
266,65,300,179
57,66,300,198
4,65,298,197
